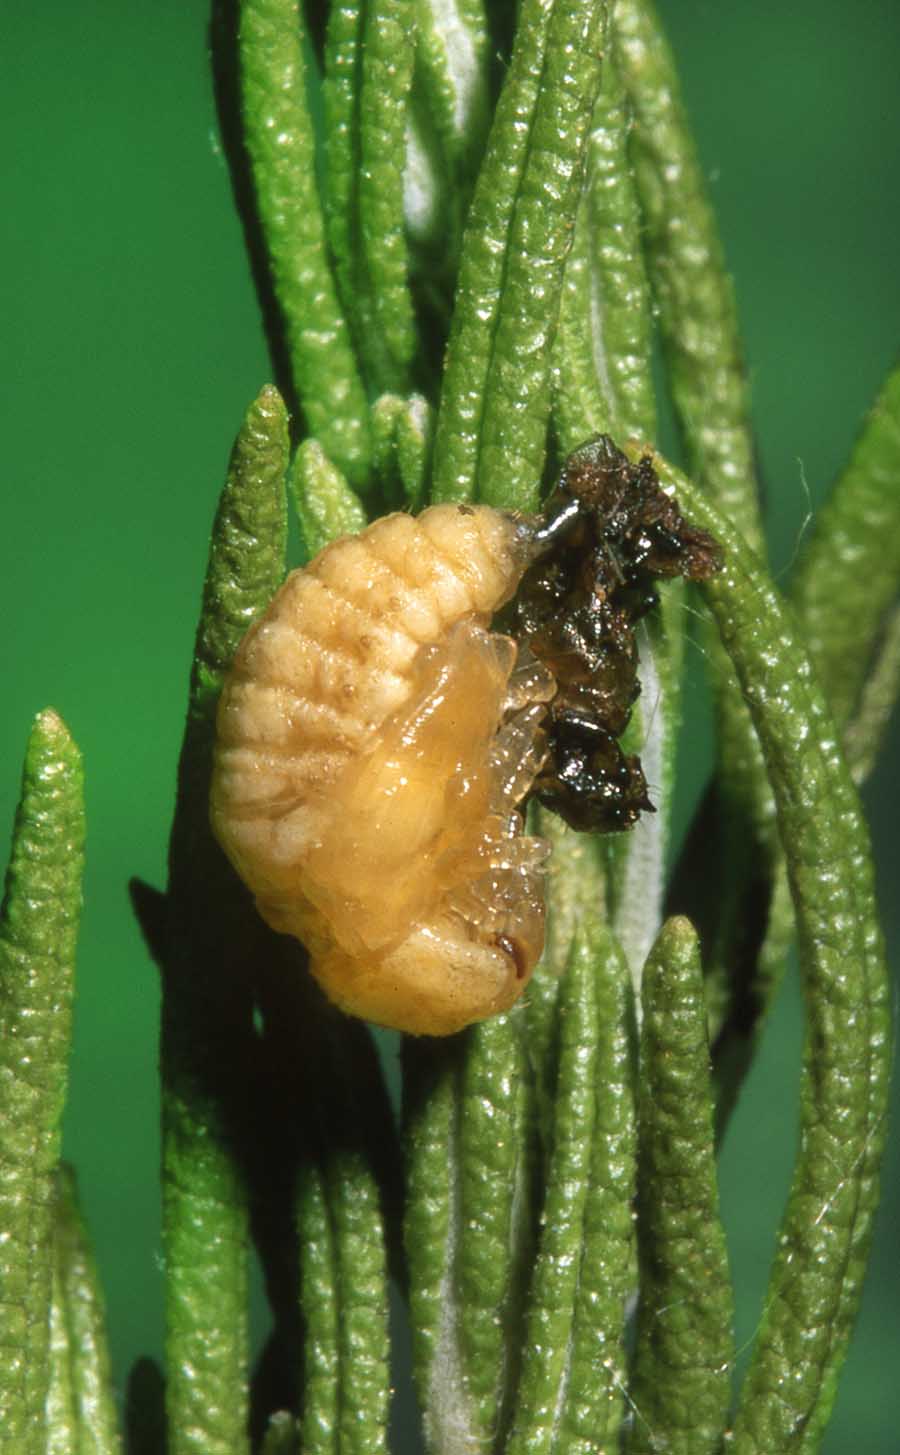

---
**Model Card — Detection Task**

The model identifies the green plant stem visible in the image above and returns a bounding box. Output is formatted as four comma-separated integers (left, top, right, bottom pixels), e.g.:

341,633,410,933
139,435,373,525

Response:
628,918,733,1455
552,179,616,451
46,1166,121,1455
643,449,891,1453
187,387,290,715
149,386,289,1455
240,0,371,483
0,709,84,1455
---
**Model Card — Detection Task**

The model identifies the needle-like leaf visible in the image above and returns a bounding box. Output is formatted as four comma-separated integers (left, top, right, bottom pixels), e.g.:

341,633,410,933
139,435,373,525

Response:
432,0,609,509
628,918,733,1455
642,449,891,1452
142,385,289,1455
46,1165,122,1455
241,0,372,482
0,711,84,1455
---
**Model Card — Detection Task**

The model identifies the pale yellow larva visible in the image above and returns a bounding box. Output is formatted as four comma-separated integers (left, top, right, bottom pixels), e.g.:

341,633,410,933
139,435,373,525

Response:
210,504,552,1036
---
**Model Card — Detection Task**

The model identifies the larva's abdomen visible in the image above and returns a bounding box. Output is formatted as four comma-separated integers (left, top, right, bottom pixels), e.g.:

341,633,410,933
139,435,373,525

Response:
211,504,549,1036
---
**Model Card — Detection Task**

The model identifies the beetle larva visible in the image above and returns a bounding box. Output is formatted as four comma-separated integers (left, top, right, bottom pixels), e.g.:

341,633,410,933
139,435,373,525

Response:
211,504,553,1036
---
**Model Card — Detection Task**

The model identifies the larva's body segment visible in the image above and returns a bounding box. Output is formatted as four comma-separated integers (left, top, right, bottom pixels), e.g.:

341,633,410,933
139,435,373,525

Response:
211,504,549,1036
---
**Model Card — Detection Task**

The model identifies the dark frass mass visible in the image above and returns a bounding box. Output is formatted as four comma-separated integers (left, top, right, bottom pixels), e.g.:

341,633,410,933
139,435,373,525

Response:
514,436,723,831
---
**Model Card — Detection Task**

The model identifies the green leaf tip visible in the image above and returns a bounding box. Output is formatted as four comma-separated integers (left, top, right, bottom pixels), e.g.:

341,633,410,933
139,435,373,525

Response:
644,913,702,982
261,1412,300,1455
290,438,367,561
629,915,734,1455
31,705,67,738
1,709,85,1455
1,703,84,1003
373,393,434,510
21,707,83,790
190,382,289,719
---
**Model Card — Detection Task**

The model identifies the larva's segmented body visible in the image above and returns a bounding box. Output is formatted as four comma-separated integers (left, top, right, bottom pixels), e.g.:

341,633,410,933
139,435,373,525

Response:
211,504,551,1036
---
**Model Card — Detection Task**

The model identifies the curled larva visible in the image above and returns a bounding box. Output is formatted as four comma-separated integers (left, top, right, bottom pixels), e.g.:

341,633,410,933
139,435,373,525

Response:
210,504,552,1036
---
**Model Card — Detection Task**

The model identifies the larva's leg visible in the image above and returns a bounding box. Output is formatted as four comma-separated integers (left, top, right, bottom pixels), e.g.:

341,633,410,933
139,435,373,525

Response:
482,833,551,874
489,703,549,816
502,647,556,714
447,844,548,965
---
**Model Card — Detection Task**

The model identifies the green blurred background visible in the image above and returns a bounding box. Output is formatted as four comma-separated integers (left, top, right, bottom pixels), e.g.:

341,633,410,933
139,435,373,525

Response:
2,1,899,1447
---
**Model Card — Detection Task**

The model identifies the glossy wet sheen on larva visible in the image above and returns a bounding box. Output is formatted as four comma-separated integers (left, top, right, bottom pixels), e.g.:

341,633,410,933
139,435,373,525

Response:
210,504,550,1035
